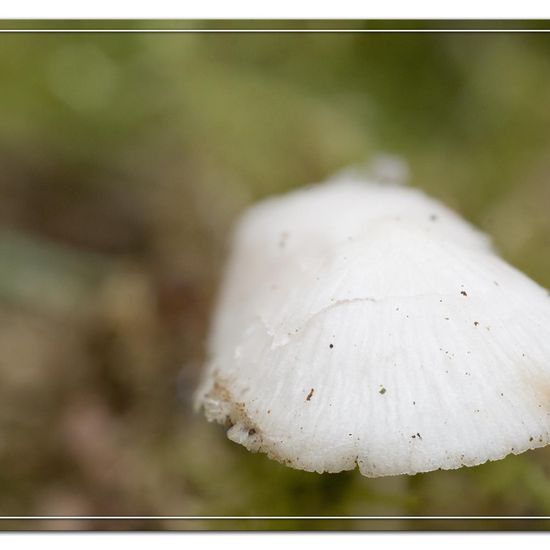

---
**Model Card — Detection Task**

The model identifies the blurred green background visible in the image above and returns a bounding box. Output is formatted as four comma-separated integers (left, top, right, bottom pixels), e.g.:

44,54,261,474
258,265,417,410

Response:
1,22,550,530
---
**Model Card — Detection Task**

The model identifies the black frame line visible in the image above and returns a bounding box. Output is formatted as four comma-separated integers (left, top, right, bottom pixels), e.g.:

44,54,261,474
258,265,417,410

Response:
1,20,549,523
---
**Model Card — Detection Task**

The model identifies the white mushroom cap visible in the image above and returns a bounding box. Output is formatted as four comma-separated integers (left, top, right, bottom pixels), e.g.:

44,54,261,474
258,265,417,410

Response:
195,175,550,477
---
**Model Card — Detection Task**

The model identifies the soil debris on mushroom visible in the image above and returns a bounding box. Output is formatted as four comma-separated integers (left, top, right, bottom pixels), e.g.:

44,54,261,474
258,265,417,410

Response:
195,171,550,477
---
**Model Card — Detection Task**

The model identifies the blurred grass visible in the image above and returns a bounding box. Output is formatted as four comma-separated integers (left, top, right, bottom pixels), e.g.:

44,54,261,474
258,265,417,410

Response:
0,25,550,530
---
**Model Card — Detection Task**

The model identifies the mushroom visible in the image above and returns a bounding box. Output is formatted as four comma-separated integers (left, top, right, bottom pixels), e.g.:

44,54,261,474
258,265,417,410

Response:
195,173,550,477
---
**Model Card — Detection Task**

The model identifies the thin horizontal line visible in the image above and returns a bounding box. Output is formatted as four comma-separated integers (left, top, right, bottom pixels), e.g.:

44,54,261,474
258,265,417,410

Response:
0,29,549,33
1,516,549,520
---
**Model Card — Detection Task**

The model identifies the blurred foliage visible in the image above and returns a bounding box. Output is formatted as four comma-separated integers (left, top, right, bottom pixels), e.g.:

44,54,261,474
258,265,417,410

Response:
1,23,550,530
